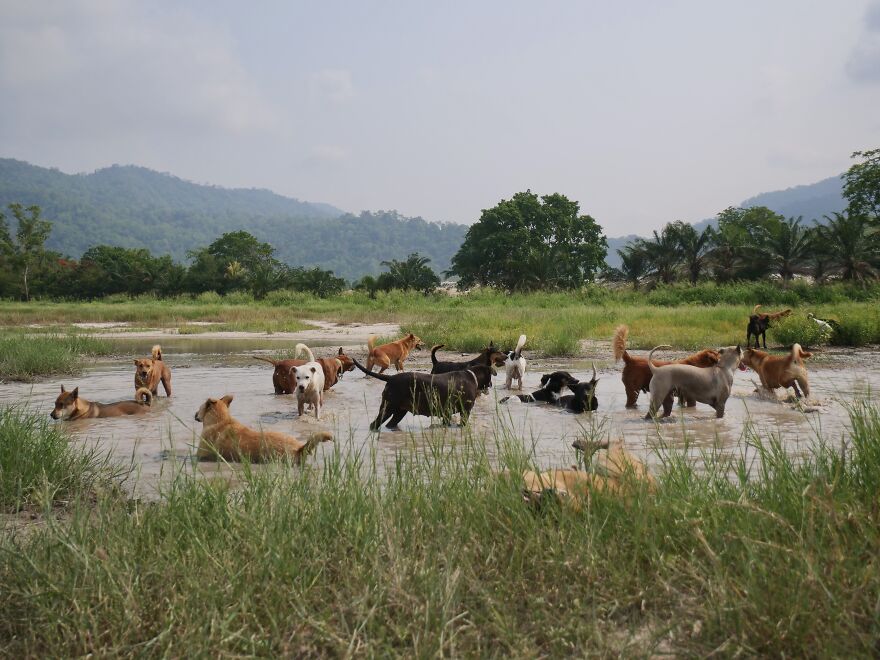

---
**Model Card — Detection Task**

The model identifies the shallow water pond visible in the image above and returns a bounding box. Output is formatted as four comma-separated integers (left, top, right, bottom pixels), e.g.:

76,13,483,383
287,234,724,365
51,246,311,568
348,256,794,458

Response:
1,336,877,497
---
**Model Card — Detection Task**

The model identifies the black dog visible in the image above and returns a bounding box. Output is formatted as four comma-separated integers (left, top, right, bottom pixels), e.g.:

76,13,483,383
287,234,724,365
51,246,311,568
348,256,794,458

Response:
747,305,792,349
500,371,579,403
555,365,599,413
430,343,506,375
353,358,495,429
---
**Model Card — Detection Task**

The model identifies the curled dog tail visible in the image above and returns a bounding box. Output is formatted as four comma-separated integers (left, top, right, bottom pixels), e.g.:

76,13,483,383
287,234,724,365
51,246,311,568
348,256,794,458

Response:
367,335,377,352
351,357,393,382
430,344,445,366
768,308,792,321
252,356,280,367
791,343,813,362
301,431,334,456
151,345,163,361
752,304,762,316
647,345,673,374
612,325,629,362
295,343,315,362
513,334,527,359
136,387,153,406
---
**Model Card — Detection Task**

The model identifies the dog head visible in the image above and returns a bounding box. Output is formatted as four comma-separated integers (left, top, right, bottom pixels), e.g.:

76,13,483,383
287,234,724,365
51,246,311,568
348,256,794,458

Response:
683,349,721,368
51,385,79,420
717,345,744,372
194,395,233,423
739,348,764,370
133,358,154,383
336,347,356,373
406,333,424,351
292,364,319,394
539,371,581,392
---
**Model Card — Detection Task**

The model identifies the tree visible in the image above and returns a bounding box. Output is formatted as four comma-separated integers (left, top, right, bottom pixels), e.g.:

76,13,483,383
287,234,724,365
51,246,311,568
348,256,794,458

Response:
289,267,346,298
668,221,712,285
814,212,880,282
604,244,649,290
843,148,880,218
354,275,381,299
379,253,440,294
640,226,682,285
4,204,53,301
186,231,282,295
450,191,607,291
763,217,813,285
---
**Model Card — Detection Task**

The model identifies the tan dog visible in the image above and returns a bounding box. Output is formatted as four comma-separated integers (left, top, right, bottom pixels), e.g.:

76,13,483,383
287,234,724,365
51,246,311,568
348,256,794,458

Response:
254,344,354,393
194,394,332,462
364,333,423,374
51,385,152,420
613,325,720,408
134,345,172,397
742,343,812,399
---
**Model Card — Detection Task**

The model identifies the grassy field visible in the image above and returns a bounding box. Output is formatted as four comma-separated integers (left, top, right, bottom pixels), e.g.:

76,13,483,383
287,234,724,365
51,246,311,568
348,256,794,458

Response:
0,401,879,655
0,333,116,382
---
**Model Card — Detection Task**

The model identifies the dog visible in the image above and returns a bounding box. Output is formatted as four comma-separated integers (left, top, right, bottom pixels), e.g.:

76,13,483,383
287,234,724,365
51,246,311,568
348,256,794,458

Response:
194,394,332,462
807,313,839,342
289,360,325,420
646,345,743,419
503,334,527,390
741,343,812,399
134,344,172,397
353,357,494,429
613,325,720,408
430,342,507,375
51,385,152,420
254,344,353,394
747,304,792,349
365,333,423,374
555,365,599,412
500,370,580,404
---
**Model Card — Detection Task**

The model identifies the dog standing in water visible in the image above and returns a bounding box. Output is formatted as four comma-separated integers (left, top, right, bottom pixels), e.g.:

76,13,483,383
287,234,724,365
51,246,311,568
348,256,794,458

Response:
364,333,423,374
741,343,812,399
504,334,527,390
134,345,172,398
290,361,325,420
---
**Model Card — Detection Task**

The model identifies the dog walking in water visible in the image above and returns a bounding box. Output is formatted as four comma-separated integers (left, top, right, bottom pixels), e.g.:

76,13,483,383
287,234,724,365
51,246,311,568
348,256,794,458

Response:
504,334,527,390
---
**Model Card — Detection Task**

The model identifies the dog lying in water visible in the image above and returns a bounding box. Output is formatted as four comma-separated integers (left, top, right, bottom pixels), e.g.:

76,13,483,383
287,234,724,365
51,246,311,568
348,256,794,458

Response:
430,342,507,374
194,394,332,462
501,371,580,404
554,365,599,412
741,343,812,399
353,357,494,429
51,385,152,420
646,345,743,419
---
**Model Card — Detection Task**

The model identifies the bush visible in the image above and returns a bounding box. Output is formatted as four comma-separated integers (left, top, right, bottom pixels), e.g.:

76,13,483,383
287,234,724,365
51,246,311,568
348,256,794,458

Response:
830,312,880,347
769,315,829,348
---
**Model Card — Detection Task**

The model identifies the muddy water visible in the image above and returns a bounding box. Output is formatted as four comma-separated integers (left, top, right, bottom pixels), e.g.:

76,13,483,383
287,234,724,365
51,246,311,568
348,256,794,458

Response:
1,337,877,497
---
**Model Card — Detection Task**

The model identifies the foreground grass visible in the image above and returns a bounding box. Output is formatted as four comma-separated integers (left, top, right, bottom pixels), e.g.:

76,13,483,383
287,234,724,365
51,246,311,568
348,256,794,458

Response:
1,402,880,655
0,406,123,511
1,283,879,354
0,333,115,381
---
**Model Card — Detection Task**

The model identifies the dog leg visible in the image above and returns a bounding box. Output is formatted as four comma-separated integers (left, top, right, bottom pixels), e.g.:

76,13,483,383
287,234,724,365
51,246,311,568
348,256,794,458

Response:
386,410,407,429
662,394,674,417
714,402,726,418
162,374,172,397
625,387,639,408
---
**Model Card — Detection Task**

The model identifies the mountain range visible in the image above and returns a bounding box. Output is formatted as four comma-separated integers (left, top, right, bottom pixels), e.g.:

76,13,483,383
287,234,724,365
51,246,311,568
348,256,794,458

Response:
0,158,846,277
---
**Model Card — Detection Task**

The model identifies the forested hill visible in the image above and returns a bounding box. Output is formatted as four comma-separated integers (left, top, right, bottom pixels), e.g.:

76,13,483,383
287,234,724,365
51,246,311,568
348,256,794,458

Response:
0,158,467,280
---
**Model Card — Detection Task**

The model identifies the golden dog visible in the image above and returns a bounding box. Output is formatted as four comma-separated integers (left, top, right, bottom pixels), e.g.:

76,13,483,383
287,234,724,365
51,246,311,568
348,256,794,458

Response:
741,343,812,399
134,345,172,397
194,394,332,462
364,332,423,374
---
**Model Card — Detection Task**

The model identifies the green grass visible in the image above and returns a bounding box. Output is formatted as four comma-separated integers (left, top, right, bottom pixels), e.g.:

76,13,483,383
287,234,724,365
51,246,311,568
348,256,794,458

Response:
0,405,123,511
0,333,115,381
1,402,880,655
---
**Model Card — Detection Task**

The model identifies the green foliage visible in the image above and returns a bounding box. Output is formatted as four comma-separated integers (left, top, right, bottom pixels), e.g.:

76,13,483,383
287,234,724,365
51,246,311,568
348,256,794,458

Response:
813,212,880,282
0,333,114,381
768,315,830,348
451,191,607,291
378,253,440,293
843,148,880,217
287,267,346,298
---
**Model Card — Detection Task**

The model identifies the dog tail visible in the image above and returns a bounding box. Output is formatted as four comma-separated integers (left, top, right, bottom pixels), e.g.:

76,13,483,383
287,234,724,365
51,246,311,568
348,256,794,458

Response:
768,308,792,321
647,345,673,373
301,431,334,456
136,387,153,406
367,335,377,352
430,344,444,366
513,334,527,359
252,356,280,367
612,325,629,362
791,343,813,362
152,345,163,361
752,304,762,315
351,357,393,382
295,343,315,362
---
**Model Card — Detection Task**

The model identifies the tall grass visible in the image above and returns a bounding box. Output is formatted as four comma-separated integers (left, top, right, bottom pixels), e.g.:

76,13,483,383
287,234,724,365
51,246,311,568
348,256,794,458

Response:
1,403,880,655
0,405,123,511
0,333,114,381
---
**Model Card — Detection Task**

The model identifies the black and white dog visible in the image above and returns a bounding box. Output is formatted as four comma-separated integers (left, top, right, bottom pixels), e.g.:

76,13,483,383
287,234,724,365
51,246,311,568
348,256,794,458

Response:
500,371,579,404
504,334,527,389
555,364,599,413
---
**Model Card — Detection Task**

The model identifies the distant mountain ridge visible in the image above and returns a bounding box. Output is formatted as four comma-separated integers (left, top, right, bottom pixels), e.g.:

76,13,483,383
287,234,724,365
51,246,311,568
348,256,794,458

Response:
0,159,466,280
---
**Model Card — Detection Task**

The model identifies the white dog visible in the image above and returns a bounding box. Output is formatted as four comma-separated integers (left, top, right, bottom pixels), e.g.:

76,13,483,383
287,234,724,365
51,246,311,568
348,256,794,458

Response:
504,334,527,390
290,361,325,420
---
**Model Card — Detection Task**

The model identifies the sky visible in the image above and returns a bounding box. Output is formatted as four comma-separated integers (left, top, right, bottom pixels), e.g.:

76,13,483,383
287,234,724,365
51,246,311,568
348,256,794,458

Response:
1,1,879,236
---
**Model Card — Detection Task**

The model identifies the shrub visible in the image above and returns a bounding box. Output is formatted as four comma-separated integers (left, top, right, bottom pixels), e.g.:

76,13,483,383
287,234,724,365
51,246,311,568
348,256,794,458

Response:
769,315,829,348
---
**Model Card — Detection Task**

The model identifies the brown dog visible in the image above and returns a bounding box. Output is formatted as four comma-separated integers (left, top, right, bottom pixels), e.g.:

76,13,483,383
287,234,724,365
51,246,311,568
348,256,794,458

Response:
194,394,333,462
254,344,355,394
613,325,720,408
741,343,812,399
51,385,152,420
364,332,423,374
134,345,172,397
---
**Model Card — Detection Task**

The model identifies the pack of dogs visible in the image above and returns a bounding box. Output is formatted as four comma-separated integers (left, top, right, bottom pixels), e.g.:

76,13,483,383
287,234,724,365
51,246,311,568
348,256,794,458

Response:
48,304,818,486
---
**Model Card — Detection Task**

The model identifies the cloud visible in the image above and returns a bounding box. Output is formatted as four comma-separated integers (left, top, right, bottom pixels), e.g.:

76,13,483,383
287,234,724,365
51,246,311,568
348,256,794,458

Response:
0,0,281,145
847,2,880,83
306,144,351,165
308,69,355,104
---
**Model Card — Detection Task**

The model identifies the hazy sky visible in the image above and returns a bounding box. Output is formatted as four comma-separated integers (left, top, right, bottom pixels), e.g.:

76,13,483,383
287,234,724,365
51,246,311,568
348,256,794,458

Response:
2,1,879,235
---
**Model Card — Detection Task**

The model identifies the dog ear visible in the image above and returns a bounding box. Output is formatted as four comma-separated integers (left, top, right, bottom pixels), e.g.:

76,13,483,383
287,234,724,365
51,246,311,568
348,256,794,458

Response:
221,394,234,406
71,387,79,399
338,347,344,355
133,359,139,365
60,384,66,393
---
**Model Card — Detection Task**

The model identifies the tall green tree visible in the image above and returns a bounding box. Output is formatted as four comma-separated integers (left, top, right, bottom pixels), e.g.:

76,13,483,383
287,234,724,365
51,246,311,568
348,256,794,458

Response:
4,204,53,301
666,221,712,285
605,244,649,290
814,212,880,282
843,148,880,218
379,253,440,294
640,226,682,285
450,191,607,291
763,217,813,285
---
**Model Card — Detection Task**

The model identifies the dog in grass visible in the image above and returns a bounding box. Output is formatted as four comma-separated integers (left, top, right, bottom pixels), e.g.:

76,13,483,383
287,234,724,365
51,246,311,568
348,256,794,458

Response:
194,394,332,462
134,344,172,398
746,305,792,349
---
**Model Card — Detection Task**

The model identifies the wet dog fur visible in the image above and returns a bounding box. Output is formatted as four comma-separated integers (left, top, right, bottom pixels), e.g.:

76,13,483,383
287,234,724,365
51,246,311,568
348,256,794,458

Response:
51,385,152,420
134,344,172,397
500,370,580,404
503,334,527,390
430,342,507,374
194,394,332,462
741,343,812,399
613,325,720,408
555,365,599,412
254,344,353,393
290,360,325,420
365,333,423,374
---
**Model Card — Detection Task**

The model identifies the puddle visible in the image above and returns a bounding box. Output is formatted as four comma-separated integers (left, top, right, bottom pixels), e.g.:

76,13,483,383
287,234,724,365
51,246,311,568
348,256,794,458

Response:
1,338,877,498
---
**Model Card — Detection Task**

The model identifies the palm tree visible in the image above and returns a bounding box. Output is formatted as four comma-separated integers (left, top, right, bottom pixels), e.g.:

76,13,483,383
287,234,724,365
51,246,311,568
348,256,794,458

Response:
641,228,682,285
669,222,712,284
764,216,813,285
608,244,649,290
814,212,880,282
